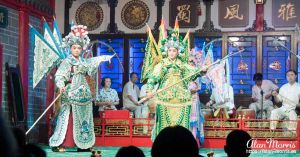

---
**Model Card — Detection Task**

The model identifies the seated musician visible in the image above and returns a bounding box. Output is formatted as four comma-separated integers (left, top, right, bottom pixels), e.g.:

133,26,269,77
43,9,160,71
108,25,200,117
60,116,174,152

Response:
206,81,235,117
249,73,278,119
270,70,300,131
96,77,119,111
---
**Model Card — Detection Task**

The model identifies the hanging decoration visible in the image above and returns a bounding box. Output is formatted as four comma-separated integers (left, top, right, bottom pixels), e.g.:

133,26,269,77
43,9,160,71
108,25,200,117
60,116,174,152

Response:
237,60,248,71
75,1,104,31
121,0,150,30
269,60,281,71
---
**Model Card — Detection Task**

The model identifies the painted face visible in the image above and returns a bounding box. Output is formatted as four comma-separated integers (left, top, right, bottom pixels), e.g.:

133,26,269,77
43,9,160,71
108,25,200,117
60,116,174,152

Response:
168,47,179,60
104,78,111,88
286,71,296,83
71,44,82,58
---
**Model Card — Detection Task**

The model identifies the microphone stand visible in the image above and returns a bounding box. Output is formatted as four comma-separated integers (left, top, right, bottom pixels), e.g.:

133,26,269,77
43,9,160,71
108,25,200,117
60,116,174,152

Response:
260,90,264,119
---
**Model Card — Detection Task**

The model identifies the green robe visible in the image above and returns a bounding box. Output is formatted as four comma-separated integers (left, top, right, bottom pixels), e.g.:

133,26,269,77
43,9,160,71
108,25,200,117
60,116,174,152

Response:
147,58,201,138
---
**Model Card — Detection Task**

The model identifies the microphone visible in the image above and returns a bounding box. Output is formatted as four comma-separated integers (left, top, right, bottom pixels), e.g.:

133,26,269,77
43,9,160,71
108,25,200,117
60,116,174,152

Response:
260,90,264,96
260,90,264,119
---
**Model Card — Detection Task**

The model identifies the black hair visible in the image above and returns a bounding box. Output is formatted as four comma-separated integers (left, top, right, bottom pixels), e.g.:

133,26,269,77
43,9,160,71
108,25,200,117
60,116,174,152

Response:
224,130,252,157
101,77,111,87
115,145,145,157
253,73,263,81
286,69,297,75
130,72,138,78
151,125,199,157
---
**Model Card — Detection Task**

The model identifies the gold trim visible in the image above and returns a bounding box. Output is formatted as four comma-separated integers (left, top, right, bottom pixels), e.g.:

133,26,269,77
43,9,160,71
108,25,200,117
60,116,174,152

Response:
155,99,192,107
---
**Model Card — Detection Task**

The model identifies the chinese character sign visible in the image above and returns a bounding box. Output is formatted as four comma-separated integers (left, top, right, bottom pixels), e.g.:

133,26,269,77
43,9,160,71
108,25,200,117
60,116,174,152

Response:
224,4,244,20
169,0,198,28
219,0,249,27
273,0,300,27
177,5,191,23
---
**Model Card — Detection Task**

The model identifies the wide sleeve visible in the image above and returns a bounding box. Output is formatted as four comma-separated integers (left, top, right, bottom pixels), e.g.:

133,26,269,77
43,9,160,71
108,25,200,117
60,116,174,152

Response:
87,55,114,75
146,62,164,92
55,60,71,89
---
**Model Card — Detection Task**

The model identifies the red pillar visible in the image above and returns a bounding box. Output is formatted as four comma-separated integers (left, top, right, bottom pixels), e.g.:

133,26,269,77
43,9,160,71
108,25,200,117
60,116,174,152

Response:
18,8,29,119
49,0,55,9
255,4,264,32
46,69,56,137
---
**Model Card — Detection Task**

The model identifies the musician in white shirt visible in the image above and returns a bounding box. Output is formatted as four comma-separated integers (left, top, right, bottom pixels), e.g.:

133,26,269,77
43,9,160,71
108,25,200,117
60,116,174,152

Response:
249,73,278,119
271,70,300,131
123,72,140,117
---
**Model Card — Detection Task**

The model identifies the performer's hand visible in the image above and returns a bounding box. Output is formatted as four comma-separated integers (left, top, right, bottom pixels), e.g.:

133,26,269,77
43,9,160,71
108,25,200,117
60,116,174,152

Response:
134,101,140,106
272,90,278,96
265,93,272,99
60,87,66,93
190,88,198,94
202,65,209,72
136,102,141,106
252,97,258,102
206,101,211,107
146,92,154,99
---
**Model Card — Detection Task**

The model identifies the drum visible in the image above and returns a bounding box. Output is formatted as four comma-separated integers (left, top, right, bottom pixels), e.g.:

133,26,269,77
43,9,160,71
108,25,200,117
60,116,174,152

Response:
202,108,213,119
236,109,256,119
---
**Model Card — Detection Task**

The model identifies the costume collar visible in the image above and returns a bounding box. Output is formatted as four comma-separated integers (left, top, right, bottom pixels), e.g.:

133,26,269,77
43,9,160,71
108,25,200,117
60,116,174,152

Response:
67,54,88,67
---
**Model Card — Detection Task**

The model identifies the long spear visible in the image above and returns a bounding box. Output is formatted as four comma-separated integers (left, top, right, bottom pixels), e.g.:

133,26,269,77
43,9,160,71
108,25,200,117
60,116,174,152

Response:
273,38,300,60
138,48,245,104
26,93,62,135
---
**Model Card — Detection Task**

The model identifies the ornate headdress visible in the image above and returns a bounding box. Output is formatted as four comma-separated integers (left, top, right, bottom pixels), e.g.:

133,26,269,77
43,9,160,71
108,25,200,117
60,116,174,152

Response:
61,24,90,50
160,31,186,57
141,18,190,82
160,21,189,59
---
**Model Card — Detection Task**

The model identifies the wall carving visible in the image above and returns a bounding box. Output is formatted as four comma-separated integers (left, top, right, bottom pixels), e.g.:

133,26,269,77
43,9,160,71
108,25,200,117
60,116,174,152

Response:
75,1,104,31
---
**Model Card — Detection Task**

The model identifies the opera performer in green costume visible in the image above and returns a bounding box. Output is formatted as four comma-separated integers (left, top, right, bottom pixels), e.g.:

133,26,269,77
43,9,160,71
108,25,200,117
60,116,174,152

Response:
141,20,207,139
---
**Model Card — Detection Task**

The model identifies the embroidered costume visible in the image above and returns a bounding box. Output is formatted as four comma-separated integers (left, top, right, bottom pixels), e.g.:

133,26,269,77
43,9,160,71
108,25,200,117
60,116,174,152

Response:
188,81,205,144
30,21,113,149
141,19,205,139
249,80,278,119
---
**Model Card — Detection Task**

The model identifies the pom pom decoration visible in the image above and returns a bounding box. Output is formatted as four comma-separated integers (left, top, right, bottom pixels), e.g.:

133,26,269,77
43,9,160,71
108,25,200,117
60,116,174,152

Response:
61,24,90,51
